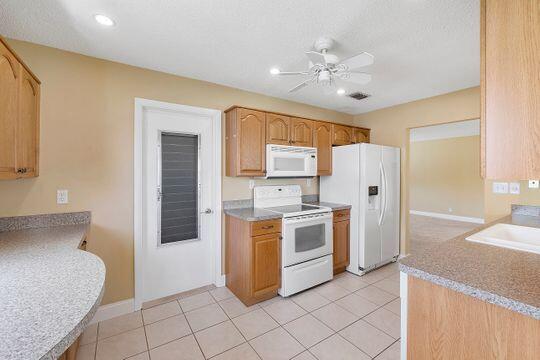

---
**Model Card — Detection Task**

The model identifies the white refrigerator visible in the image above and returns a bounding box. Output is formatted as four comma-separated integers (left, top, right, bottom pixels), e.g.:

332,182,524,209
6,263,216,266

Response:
320,143,400,275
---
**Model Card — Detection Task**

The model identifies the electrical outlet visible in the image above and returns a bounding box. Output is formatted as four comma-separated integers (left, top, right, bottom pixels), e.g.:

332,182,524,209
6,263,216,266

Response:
529,180,539,189
57,189,68,204
509,182,520,194
492,182,508,194
249,179,255,190
306,178,312,187
448,208,453,213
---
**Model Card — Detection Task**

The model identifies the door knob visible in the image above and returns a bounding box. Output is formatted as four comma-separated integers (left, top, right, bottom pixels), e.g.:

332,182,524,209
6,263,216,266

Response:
201,208,212,214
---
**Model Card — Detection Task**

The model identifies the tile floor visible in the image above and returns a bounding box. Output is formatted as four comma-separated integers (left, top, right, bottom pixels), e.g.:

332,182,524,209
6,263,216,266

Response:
77,262,401,360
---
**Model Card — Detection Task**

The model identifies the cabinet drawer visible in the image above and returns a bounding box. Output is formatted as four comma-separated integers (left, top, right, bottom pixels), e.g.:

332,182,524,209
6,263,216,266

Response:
251,219,281,236
333,209,350,222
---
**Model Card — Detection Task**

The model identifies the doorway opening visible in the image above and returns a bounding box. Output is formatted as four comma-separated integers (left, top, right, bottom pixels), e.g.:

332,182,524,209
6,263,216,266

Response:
407,119,484,254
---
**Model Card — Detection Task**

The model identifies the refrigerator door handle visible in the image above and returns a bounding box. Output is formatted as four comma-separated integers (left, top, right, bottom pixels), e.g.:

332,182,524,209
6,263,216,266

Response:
378,162,385,226
378,162,388,226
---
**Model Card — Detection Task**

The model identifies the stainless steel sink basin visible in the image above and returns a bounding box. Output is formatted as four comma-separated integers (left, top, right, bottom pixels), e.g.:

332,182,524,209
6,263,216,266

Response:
466,223,540,254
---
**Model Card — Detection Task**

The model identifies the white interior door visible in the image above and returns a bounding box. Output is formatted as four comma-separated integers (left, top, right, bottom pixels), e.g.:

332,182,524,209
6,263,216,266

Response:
142,107,216,303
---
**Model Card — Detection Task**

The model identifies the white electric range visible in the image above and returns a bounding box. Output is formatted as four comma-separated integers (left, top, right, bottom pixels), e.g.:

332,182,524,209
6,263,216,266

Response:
254,185,333,296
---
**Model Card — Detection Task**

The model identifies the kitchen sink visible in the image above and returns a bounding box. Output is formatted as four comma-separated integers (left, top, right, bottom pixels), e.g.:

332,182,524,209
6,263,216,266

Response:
466,223,540,255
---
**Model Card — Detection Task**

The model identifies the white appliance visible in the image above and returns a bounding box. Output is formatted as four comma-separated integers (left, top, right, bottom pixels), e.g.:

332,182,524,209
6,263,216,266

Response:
320,143,400,275
254,185,333,296
265,144,317,178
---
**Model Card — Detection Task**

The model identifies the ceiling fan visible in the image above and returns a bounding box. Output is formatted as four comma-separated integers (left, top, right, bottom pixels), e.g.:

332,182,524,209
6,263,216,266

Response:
270,37,374,94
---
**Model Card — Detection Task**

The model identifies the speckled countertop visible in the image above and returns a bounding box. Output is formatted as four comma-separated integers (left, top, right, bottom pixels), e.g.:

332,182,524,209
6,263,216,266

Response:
224,201,351,221
400,214,540,319
0,216,106,360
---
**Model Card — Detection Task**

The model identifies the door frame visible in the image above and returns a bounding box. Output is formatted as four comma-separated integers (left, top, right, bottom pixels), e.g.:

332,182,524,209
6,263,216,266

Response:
134,98,223,310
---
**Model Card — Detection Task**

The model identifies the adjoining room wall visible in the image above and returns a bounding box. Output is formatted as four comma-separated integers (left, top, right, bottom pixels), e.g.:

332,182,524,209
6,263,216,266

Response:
409,135,484,219
0,39,353,305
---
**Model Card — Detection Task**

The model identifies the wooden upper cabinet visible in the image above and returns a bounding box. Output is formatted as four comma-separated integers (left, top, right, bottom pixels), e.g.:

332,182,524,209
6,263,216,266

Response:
0,37,40,180
353,128,370,144
17,67,40,177
313,122,332,176
481,0,540,179
332,124,354,146
290,118,313,147
266,113,290,145
226,107,266,177
0,40,19,179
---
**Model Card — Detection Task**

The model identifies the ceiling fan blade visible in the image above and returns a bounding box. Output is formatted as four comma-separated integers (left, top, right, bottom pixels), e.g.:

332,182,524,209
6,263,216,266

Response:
305,51,327,65
288,79,313,93
345,72,372,84
340,52,374,69
276,71,309,76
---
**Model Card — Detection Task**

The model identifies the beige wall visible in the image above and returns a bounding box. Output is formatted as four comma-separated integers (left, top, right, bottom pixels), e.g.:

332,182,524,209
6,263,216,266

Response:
354,87,540,253
0,39,353,305
409,136,484,219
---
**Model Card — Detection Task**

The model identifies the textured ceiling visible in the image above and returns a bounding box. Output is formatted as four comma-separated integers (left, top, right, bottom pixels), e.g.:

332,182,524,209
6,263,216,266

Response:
0,0,480,114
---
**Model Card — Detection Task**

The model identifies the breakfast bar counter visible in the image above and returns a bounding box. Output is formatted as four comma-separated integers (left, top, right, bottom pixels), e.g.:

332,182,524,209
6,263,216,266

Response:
0,212,105,360
400,211,540,319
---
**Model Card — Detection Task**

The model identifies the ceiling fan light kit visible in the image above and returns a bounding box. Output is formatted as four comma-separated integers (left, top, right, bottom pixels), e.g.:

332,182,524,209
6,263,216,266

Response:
270,36,374,94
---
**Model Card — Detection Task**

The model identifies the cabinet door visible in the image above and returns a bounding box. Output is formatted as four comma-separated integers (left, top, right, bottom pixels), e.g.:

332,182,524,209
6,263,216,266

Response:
290,118,313,147
252,233,280,297
266,113,290,145
0,41,19,179
17,67,40,177
332,124,353,146
353,128,370,143
333,220,350,273
482,0,540,179
313,122,332,175
238,108,266,176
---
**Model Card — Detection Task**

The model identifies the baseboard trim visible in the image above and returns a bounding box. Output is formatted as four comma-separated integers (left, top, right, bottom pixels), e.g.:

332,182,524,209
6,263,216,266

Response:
410,210,484,224
215,274,226,287
90,298,135,324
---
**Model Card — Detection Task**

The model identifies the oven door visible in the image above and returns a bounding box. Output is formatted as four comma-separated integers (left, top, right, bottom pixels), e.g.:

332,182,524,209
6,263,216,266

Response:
282,213,333,267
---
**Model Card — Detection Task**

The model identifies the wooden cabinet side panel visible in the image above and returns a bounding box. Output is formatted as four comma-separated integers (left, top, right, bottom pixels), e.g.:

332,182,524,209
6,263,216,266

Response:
480,0,486,178
225,109,238,177
17,67,40,177
290,118,314,147
0,41,19,179
484,0,540,178
225,215,252,301
266,113,290,145
313,122,332,176
407,276,540,360
251,233,280,297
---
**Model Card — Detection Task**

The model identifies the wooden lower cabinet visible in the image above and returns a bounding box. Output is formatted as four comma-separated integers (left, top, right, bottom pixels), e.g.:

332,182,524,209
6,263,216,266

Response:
408,276,540,359
226,216,281,305
332,209,350,274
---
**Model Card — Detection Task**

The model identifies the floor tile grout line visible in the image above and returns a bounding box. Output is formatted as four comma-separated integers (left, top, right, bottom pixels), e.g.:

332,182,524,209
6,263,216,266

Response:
180,308,207,359
280,315,335,353
372,337,401,359
333,332,375,360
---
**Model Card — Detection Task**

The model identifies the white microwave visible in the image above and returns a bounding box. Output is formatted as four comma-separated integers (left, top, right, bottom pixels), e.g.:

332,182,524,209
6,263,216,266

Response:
266,144,317,178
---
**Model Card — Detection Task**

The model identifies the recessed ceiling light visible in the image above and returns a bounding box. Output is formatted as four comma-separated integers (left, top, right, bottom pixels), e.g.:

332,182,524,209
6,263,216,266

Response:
269,68,280,75
94,14,115,27
337,88,346,95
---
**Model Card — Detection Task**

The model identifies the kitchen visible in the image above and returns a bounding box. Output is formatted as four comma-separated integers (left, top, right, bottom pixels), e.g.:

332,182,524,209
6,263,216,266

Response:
1,1,539,359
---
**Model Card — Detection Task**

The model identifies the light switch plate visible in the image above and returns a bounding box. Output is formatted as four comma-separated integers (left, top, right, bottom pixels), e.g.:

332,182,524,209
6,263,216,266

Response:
529,180,539,189
57,189,68,204
492,182,508,194
509,182,520,194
